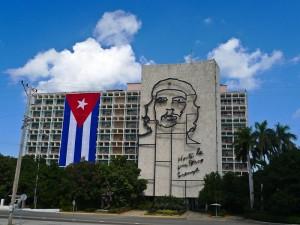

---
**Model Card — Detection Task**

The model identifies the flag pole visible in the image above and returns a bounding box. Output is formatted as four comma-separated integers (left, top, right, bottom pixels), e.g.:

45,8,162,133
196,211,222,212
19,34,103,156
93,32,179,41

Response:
7,81,35,225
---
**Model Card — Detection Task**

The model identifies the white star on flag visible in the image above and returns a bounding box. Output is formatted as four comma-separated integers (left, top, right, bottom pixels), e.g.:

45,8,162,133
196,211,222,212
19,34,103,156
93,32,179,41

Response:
77,98,88,110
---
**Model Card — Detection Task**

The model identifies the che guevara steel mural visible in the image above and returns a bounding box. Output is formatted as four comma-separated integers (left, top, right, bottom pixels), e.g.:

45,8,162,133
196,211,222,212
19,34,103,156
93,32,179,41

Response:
139,78,204,197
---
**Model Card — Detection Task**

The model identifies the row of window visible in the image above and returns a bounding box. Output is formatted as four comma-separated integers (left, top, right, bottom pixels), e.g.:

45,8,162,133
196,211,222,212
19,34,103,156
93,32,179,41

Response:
98,147,137,154
221,93,246,98
221,99,246,105
222,162,247,170
221,105,246,111
221,118,247,123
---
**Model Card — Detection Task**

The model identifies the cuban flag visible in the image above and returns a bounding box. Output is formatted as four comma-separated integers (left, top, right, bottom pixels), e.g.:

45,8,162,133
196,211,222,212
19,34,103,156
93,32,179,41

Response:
59,93,100,167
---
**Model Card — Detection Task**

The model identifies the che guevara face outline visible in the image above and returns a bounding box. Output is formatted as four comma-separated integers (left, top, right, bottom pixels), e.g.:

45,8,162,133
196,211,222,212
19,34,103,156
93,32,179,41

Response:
154,89,187,128
140,78,200,144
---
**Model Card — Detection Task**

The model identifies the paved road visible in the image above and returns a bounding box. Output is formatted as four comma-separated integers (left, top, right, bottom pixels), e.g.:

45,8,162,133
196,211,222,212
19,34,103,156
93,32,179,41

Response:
0,210,278,225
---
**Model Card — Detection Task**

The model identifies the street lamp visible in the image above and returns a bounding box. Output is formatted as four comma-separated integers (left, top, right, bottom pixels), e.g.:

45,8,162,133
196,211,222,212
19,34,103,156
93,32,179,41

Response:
33,152,41,209
33,133,49,209
210,203,221,217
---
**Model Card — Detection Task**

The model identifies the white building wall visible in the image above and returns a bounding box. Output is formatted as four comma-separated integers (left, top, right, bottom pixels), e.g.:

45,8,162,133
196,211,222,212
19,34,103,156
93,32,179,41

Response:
138,61,222,198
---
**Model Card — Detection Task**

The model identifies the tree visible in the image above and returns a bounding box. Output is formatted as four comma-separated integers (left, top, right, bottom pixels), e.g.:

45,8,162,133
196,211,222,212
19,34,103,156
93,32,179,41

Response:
221,172,248,213
234,127,255,209
253,120,274,168
36,160,68,209
63,157,147,210
0,155,16,204
256,149,300,215
65,161,103,210
101,157,147,208
272,123,297,156
199,172,248,213
199,172,223,206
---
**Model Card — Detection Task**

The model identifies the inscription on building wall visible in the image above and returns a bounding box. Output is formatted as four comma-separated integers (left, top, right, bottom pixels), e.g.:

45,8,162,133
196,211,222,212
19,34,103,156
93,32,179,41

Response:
177,148,204,178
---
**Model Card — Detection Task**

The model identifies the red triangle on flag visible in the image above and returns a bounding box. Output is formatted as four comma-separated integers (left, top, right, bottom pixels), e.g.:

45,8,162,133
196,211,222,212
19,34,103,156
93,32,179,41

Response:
66,93,100,127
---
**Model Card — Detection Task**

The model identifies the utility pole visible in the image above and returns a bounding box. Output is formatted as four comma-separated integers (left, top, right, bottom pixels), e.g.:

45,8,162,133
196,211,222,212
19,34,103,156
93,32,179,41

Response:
8,81,37,225
33,152,41,209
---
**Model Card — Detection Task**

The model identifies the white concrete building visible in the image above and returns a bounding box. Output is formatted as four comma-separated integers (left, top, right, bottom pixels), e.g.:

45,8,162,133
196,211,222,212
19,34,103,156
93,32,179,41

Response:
23,61,248,198
220,85,248,174
25,86,140,164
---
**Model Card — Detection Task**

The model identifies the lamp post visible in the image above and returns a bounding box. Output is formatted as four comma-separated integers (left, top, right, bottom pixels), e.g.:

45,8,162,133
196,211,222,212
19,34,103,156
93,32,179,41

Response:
33,132,48,209
7,81,36,225
33,152,41,209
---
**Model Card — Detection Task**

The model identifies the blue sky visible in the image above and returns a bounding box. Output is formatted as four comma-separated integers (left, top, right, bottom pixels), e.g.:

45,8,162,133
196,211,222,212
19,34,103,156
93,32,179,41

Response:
0,0,300,156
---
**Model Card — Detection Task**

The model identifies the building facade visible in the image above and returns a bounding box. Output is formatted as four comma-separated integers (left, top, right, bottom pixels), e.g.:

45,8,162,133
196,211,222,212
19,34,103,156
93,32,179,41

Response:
25,86,140,164
24,62,248,177
220,85,248,174
138,61,222,197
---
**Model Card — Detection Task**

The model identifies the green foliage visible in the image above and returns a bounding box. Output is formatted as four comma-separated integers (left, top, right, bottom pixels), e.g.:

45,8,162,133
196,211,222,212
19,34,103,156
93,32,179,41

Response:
234,121,297,171
101,157,147,208
147,209,184,216
221,173,248,213
65,161,103,210
199,172,248,213
150,196,186,212
255,149,300,215
199,149,300,217
108,206,131,213
199,172,223,205
135,198,153,210
0,155,146,210
0,154,16,203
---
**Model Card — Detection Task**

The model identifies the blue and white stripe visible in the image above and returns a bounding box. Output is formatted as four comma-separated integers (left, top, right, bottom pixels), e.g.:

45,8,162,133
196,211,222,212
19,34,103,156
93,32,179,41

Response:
59,99,99,167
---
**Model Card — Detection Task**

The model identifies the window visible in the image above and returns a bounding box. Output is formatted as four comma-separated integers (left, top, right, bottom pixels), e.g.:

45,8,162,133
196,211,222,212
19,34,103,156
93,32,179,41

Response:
126,121,137,128
101,109,112,116
43,123,51,129
125,147,135,154
30,135,37,141
45,100,53,105
100,121,111,128
98,147,109,154
222,163,233,170
100,134,110,141
55,110,63,117
53,122,62,129
31,123,39,129
33,111,40,117
127,96,138,102
57,99,65,105
52,134,61,141
44,111,52,117
125,134,136,141
34,99,42,105
127,108,138,115
102,97,112,104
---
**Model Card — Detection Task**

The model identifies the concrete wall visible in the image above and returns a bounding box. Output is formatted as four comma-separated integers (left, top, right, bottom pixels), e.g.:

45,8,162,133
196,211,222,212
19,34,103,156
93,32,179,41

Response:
138,61,222,198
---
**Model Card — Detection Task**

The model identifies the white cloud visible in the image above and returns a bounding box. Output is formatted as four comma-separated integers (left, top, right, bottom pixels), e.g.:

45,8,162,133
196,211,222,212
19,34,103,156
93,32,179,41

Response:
7,10,142,92
291,55,300,63
207,38,283,90
184,54,199,63
139,56,155,65
203,17,213,25
7,49,59,80
93,10,141,46
293,108,300,119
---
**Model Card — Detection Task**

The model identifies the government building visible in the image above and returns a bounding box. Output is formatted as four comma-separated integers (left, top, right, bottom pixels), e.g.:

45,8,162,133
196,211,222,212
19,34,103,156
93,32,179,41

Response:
23,60,248,197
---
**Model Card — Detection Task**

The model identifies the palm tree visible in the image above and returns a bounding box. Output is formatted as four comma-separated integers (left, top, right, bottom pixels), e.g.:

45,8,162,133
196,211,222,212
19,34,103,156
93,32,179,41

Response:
234,127,255,209
253,120,274,168
273,123,297,156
